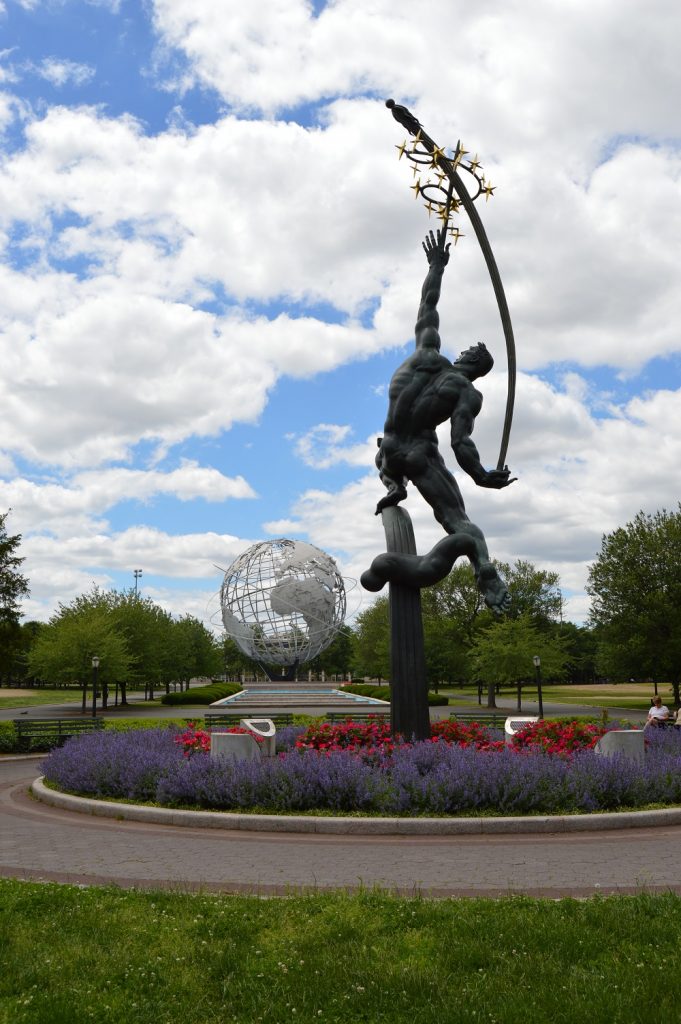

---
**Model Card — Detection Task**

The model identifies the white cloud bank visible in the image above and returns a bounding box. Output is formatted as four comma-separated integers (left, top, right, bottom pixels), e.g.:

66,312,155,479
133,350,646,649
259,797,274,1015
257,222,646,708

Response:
1,0,680,625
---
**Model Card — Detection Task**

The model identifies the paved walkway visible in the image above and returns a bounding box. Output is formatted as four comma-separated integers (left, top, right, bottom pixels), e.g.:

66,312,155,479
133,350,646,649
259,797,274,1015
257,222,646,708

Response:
0,694,650,723
2,758,680,898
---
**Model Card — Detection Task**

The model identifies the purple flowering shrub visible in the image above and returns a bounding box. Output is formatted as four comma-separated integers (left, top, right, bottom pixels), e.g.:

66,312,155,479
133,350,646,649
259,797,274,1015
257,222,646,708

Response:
41,724,681,815
42,727,182,801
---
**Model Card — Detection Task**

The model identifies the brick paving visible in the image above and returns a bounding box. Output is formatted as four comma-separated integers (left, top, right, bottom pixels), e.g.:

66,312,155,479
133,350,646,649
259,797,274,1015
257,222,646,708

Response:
2,758,680,898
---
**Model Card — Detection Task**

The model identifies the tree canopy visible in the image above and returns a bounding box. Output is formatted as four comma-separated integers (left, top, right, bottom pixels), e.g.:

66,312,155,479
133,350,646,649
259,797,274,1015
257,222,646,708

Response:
587,506,681,704
351,558,571,691
470,614,569,685
0,510,30,685
27,585,222,701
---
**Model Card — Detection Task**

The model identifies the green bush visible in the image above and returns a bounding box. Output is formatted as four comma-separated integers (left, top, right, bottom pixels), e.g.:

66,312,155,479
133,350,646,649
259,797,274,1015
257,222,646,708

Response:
103,718,194,732
0,721,17,753
342,683,448,707
160,682,242,706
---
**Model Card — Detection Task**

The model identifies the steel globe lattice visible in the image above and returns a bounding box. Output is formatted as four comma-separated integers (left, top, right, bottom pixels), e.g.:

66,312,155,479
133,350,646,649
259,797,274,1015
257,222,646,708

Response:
220,539,347,667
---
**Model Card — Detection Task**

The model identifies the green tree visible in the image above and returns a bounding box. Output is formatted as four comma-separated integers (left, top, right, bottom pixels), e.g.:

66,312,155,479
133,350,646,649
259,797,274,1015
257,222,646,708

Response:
0,510,30,686
313,628,355,680
420,565,483,686
106,591,173,703
555,621,597,684
497,559,562,625
470,614,569,705
587,506,681,705
28,602,131,699
168,615,222,690
221,634,258,680
352,597,390,681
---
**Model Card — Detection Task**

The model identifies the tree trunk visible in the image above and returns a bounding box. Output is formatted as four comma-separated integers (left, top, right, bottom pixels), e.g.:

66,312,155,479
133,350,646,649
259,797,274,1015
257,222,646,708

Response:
486,681,497,708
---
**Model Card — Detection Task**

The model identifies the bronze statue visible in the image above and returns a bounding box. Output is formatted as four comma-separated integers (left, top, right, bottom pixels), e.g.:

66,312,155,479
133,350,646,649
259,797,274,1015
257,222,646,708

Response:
367,227,515,615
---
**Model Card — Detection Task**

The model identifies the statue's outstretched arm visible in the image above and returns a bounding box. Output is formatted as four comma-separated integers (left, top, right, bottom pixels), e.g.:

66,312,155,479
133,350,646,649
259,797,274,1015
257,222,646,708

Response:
415,228,450,347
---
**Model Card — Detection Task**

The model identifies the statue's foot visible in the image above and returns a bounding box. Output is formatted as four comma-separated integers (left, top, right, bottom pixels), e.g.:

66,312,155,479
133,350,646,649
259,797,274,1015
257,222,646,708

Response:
477,563,511,617
375,486,408,516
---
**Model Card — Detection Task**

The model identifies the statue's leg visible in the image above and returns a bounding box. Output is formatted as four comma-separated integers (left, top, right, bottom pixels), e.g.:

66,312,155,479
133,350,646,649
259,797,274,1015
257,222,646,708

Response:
375,443,408,514
411,459,510,615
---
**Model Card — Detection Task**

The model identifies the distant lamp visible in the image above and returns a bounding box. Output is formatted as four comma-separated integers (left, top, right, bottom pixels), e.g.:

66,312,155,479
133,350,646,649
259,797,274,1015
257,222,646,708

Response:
532,655,544,719
91,656,100,719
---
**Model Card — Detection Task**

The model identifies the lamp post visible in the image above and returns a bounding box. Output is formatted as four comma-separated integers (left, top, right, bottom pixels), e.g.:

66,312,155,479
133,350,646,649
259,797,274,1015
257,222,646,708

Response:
133,569,143,596
533,655,544,719
91,656,100,719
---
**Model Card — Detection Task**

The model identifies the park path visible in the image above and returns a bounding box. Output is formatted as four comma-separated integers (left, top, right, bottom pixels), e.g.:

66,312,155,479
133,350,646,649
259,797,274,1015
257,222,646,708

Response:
0,695,650,723
2,758,679,899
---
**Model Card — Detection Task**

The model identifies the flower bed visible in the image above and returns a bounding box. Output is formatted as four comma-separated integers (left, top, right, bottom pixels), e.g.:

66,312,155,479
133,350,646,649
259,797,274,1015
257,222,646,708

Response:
40,721,681,816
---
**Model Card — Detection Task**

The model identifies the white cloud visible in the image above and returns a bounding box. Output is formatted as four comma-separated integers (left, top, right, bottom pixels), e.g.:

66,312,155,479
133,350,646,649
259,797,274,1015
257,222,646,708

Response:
19,525,254,625
3,0,681,629
292,423,375,469
34,58,95,88
269,374,681,624
0,462,256,538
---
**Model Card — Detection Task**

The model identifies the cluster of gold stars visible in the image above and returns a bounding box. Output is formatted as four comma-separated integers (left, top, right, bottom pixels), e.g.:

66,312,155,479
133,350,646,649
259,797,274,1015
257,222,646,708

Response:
395,135,495,242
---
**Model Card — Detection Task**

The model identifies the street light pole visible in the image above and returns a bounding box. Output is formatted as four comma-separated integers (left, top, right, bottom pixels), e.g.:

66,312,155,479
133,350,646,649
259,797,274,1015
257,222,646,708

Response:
533,655,544,719
91,656,100,719
133,569,143,596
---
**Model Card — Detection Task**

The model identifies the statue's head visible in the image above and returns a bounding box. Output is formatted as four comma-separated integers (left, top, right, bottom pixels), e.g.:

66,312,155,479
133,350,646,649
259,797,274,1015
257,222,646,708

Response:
453,342,493,379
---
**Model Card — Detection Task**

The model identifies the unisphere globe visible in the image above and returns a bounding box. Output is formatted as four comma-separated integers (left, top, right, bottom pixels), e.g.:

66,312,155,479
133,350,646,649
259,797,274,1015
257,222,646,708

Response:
220,539,346,667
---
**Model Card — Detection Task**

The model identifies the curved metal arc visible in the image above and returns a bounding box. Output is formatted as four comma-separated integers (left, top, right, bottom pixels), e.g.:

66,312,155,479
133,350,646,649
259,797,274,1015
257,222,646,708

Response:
442,159,516,471
390,105,516,471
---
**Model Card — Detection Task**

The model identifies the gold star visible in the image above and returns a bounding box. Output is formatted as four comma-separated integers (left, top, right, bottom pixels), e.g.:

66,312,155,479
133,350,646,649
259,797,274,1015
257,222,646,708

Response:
450,226,465,245
452,144,469,168
423,200,435,218
437,205,450,224
412,129,423,144
449,197,461,213
395,140,408,160
468,153,482,173
410,178,422,198
482,180,496,201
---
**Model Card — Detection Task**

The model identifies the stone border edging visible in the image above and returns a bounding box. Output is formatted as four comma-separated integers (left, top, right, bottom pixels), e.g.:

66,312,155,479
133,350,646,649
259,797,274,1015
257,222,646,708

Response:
30,777,681,835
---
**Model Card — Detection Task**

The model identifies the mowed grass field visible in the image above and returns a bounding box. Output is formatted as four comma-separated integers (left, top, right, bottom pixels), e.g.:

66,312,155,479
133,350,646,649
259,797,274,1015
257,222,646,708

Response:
1,881,680,1024
445,682,676,712
542,683,676,710
0,688,83,709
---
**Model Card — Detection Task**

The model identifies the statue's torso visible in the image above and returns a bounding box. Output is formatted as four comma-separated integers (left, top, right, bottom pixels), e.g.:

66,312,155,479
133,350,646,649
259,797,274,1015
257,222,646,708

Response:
385,349,482,436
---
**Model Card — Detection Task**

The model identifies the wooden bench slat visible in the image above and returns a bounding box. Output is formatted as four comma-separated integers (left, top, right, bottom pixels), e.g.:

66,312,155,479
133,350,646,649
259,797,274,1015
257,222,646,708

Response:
203,713,295,727
13,717,105,750
448,712,507,727
326,711,390,723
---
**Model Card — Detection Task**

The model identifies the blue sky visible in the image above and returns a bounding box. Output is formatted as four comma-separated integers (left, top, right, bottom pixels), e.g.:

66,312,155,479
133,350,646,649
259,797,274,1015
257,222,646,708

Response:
1,0,680,630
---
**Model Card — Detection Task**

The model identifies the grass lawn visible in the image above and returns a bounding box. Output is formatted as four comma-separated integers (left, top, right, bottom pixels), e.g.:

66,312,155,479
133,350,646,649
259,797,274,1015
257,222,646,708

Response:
1,881,679,1024
443,682,676,713
0,689,83,709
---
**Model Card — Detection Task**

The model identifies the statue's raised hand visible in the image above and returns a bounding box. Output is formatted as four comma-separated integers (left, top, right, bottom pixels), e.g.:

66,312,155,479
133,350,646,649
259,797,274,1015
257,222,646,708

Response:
422,227,450,266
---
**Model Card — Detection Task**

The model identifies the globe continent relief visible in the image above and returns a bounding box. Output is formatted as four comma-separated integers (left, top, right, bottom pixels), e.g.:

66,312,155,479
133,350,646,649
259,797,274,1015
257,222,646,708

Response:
220,539,347,667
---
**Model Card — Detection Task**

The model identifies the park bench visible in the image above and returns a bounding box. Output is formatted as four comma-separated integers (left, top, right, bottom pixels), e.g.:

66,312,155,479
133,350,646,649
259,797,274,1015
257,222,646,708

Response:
203,712,295,729
326,710,390,723
13,717,105,751
448,711,508,729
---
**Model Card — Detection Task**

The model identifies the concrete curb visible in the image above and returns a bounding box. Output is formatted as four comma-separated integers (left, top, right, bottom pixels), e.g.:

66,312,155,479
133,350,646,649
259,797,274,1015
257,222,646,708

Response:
31,777,681,835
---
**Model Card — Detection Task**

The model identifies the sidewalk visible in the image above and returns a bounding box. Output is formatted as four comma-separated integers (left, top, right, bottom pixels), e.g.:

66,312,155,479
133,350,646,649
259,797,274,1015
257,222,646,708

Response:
2,758,680,897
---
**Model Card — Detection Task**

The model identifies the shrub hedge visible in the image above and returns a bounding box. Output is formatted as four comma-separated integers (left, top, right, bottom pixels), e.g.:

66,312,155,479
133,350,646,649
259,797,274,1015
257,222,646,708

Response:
160,682,243,706
342,683,448,707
